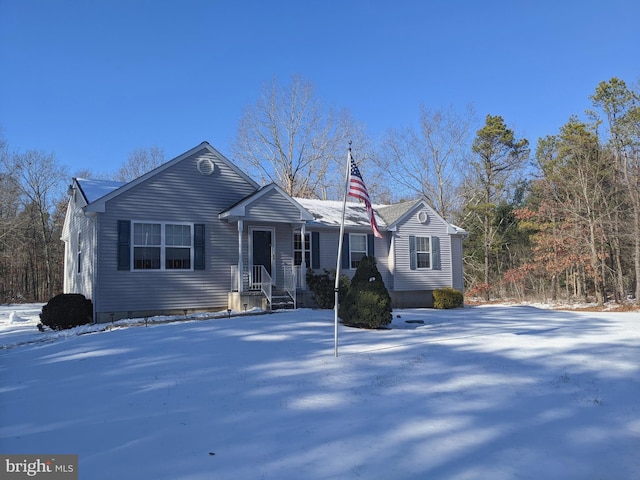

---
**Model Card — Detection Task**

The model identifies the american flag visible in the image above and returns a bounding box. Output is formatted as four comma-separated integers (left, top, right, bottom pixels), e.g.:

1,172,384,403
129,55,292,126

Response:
348,150,382,238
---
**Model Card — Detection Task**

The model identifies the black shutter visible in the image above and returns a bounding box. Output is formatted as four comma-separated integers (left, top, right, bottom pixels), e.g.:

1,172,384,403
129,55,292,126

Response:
117,220,131,270
367,234,375,257
409,235,416,270
432,236,441,270
194,224,205,270
341,233,350,269
311,232,320,269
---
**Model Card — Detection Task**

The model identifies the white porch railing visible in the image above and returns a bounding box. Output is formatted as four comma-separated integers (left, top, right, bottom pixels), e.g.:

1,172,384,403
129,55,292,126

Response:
230,265,272,305
252,265,272,304
283,264,298,310
231,263,308,309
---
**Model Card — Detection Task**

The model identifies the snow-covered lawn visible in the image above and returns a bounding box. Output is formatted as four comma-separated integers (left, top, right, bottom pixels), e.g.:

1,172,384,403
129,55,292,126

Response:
1,303,639,479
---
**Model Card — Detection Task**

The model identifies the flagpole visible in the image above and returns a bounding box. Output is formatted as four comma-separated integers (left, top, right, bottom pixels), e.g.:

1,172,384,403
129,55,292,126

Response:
334,143,352,357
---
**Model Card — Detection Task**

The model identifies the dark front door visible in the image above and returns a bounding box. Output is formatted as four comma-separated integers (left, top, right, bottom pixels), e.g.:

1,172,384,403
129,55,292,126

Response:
252,229,272,276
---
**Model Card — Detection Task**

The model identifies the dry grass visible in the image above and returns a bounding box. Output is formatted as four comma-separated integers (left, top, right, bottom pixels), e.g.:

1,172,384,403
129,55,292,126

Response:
555,303,640,313
465,297,639,312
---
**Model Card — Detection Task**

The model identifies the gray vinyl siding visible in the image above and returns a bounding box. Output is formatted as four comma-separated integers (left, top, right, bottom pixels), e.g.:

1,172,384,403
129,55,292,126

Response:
308,228,392,286
244,189,304,222
95,149,256,316
392,207,453,291
274,223,295,284
314,229,340,270
374,234,393,289
62,192,96,300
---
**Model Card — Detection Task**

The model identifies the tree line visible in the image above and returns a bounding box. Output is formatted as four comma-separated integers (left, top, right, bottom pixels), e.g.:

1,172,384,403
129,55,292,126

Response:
1,75,638,305
0,142,165,302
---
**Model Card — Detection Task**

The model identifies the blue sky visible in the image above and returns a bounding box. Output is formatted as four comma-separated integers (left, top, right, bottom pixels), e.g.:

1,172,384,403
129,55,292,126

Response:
1,0,639,176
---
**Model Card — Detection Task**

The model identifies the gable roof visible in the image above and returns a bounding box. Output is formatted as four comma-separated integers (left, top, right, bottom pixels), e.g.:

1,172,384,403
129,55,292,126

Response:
378,198,468,235
84,142,259,212
75,178,125,204
219,183,314,222
376,199,421,227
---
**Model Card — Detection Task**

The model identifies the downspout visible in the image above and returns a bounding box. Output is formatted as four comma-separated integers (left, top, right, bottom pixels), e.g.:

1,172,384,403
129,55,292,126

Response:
450,234,454,289
85,211,98,323
238,220,244,293
93,214,99,323
62,240,69,292
300,222,306,289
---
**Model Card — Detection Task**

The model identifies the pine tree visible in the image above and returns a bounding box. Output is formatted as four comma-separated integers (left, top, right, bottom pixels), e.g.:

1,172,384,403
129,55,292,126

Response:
338,256,392,329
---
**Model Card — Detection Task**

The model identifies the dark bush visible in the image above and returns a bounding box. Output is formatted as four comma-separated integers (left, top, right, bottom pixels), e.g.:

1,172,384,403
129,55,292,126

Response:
40,293,93,330
306,268,350,309
433,287,464,309
339,256,392,329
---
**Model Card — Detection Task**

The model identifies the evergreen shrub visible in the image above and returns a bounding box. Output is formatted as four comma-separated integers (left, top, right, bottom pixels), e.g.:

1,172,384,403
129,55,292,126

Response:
339,256,392,329
40,293,93,330
306,269,350,309
433,287,464,309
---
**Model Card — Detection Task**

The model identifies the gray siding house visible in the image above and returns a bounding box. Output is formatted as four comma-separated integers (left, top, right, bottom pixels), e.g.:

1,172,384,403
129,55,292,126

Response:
62,142,466,322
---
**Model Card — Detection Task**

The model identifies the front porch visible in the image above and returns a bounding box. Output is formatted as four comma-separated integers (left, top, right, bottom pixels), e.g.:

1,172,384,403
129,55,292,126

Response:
218,183,317,312
228,264,307,311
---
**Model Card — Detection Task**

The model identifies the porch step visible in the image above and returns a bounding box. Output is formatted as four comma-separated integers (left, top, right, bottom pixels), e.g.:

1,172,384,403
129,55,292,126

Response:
270,291,295,310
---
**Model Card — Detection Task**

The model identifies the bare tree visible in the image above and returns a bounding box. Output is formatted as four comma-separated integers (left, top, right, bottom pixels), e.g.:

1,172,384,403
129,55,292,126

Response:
232,75,367,199
4,150,68,299
113,146,165,182
378,105,475,219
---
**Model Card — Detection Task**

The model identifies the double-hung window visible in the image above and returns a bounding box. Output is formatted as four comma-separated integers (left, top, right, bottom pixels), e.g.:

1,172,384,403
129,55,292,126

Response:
293,232,311,267
165,224,192,269
133,222,192,270
409,235,441,270
349,233,367,269
415,236,431,268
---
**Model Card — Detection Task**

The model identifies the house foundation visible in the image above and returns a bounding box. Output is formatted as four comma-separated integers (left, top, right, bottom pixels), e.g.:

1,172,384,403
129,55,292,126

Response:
228,291,268,312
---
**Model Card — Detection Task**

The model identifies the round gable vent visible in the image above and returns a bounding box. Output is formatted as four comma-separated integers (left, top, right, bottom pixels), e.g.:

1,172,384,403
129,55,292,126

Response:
197,158,215,176
417,211,429,224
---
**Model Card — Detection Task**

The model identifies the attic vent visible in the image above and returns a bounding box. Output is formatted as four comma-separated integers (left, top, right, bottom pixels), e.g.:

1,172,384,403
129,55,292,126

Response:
417,211,429,224
197,158,215,176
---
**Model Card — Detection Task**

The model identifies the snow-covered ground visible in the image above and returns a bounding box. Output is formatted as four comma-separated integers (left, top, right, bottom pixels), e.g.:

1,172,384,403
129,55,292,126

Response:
1,303,638,479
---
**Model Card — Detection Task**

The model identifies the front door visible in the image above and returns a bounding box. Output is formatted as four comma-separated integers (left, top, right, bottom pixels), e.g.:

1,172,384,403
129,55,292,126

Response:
250,227,275,283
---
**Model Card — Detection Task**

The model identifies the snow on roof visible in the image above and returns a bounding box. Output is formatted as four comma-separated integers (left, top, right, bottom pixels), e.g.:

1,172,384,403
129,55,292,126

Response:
295,198,387,228
450,223,468,235
76,178,125,203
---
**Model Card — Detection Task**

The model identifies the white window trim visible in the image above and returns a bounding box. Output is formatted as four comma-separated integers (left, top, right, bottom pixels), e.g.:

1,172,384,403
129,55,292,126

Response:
293,230,311,267
349,233,368,270
131,221,194,271
416,236,431,269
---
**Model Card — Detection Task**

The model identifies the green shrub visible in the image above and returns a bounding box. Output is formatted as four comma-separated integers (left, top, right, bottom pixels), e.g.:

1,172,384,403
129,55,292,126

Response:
40,293,93,330
306,268,350,309
433,287,464,309
339,256,392,329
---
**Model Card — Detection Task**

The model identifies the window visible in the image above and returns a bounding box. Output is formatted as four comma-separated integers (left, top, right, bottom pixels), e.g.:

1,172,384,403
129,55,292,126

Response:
416,236,431,268
77,232,82,273
165,224,191,269
293,232,311,267
133,222,192,270
410,235,441,270
349,234,367,269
